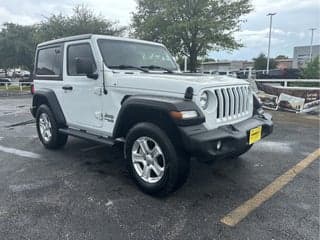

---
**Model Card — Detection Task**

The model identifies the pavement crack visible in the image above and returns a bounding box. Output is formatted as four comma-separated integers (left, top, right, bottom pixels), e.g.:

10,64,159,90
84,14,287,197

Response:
6,119,35,128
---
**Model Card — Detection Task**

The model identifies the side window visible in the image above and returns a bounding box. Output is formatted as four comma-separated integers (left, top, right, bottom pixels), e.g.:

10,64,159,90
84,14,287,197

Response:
67,43,96,76
36,47,62,76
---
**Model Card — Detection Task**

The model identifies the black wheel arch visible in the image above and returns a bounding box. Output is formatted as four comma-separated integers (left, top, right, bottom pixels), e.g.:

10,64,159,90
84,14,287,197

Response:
31,89,66,127
113,95,205,148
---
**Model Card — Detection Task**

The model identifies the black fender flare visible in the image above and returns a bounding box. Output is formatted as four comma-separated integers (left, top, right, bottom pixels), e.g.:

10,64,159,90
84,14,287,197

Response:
31,89,66,127
112,95,205,140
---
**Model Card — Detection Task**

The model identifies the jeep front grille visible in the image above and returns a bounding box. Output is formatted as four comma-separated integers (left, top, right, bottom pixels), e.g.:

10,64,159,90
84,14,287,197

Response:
214,86,251,121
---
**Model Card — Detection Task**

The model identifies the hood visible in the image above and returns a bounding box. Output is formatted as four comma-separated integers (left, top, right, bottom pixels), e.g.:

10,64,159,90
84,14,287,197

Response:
113,72,249,95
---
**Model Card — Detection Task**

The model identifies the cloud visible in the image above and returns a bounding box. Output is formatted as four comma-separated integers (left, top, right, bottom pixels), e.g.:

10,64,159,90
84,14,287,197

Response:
0,0,136,26
252,0,319,14
0,6,37,25
234,28,307,48
0,0,318,60
85,0,136,25
211,0,320,60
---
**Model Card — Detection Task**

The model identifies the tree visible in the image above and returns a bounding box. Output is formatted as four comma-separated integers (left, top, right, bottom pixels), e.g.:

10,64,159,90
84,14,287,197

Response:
275,55,288,59
131,0,252,72
34,5,126,43
0,23,36,71
253,53,277,70
0,5,126,72
303,56,320,79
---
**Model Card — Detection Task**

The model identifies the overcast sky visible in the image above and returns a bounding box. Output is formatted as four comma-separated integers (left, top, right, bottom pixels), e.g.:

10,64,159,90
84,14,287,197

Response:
0,0,319,60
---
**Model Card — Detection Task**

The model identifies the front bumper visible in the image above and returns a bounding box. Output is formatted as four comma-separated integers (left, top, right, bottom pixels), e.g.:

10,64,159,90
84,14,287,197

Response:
179,113,273,158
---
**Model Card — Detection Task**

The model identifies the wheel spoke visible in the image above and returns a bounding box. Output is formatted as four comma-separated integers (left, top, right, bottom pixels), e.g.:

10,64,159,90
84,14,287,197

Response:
151,161,163,177
151,145,162,159
132,152,146,164
39,124,44,132
142,165,151,179
138,139,150,154
46,129,52,138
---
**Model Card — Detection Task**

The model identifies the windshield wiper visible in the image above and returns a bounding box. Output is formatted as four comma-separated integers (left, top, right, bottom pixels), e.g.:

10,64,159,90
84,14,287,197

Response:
109,65,149,73
140,65,174,73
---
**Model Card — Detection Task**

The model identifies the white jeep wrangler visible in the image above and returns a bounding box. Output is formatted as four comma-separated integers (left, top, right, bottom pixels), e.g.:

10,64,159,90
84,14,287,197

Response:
31,34,273,196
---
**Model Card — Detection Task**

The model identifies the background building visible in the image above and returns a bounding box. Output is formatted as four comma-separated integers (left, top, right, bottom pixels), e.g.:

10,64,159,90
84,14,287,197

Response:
276,58,293,70
293,45,320,68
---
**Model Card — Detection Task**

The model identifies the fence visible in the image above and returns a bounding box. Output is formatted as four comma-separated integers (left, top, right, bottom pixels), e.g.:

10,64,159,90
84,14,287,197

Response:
254,79,320,89
0,82,32,95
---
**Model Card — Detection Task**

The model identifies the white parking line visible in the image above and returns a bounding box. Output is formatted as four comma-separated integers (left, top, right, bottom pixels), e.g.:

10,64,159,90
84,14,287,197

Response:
0,145,41,159
220,148,320,227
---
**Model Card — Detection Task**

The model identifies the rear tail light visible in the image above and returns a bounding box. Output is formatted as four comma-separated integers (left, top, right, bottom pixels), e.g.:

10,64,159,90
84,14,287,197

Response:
31,84,35,94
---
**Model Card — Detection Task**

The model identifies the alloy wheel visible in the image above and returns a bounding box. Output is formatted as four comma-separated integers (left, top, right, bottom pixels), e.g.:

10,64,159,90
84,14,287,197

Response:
131,136,166,184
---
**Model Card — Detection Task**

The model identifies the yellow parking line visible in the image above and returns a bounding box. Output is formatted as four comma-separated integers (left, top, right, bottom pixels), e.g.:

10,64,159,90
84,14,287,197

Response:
220,148,320,227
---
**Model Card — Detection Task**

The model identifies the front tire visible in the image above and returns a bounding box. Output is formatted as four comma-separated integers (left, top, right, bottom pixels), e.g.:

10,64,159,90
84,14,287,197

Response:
36,104,68,149
125,123,190,197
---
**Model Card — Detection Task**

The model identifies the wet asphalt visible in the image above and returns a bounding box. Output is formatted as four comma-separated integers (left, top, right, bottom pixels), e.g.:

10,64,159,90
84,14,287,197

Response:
0,95,319,240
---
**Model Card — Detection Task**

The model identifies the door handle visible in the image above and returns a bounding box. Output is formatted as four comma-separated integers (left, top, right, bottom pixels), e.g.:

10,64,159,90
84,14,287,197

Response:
62,85,73,91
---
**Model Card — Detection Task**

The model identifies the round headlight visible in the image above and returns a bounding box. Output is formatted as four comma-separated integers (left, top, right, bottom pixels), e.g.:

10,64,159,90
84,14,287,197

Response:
200,91,209,110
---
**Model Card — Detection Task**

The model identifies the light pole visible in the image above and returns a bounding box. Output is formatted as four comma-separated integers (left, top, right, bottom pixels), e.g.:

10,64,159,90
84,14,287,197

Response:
309,28,317,62
184,56,188,72
266,13,276,74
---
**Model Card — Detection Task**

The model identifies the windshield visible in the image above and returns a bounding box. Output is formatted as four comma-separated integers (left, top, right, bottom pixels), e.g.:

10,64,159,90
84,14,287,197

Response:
97,39,178,71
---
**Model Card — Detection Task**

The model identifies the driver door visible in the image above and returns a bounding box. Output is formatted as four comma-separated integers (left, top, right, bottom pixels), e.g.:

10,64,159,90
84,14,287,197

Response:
60,41,103,130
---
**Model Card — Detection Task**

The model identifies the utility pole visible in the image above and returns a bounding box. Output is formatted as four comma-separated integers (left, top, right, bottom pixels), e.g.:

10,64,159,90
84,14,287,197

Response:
309,28,316,62
266,13,276,74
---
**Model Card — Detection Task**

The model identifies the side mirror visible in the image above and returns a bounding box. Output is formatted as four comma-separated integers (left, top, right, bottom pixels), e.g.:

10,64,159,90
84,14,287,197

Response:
75,57,98,79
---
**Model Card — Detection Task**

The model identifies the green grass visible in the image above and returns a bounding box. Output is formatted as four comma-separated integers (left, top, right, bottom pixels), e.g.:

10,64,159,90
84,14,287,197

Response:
288,82,320,88
0,85,30,91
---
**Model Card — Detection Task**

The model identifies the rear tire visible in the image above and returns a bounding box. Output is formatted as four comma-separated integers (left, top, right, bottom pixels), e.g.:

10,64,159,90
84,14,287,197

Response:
125,122,190,197
36,104,68,149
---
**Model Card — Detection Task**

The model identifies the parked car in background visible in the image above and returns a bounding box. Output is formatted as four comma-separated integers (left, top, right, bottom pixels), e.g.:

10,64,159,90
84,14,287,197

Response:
0,69,6,78
19,74,33,86
6,69,30,78
0,78,11,86
237,71,249,79
256,69,302,79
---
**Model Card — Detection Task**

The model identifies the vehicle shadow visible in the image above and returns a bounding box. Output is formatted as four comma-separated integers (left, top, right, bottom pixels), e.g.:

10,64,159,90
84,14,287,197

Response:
55,136,250,200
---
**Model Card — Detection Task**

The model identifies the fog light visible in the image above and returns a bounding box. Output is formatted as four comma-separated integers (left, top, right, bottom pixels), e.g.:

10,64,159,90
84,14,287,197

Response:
216,141,222,150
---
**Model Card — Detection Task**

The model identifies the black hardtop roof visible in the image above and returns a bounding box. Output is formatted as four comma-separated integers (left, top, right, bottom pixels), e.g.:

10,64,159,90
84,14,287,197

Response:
37,34,93,48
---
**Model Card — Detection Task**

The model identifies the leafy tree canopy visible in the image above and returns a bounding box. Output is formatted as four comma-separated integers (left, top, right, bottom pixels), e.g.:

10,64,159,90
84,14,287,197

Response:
275,55,289,59
131,0,252,72
34,5,126,43
253,53,277,70
0,5,125,71
303,56,320,79
0,23,36,71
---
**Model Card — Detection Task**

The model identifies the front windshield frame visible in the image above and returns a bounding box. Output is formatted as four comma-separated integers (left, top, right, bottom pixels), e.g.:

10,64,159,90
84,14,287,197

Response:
97,39,178,72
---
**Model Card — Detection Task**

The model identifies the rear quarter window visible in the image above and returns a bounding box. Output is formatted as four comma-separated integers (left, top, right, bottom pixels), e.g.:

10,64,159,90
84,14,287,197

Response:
35,45,63,80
